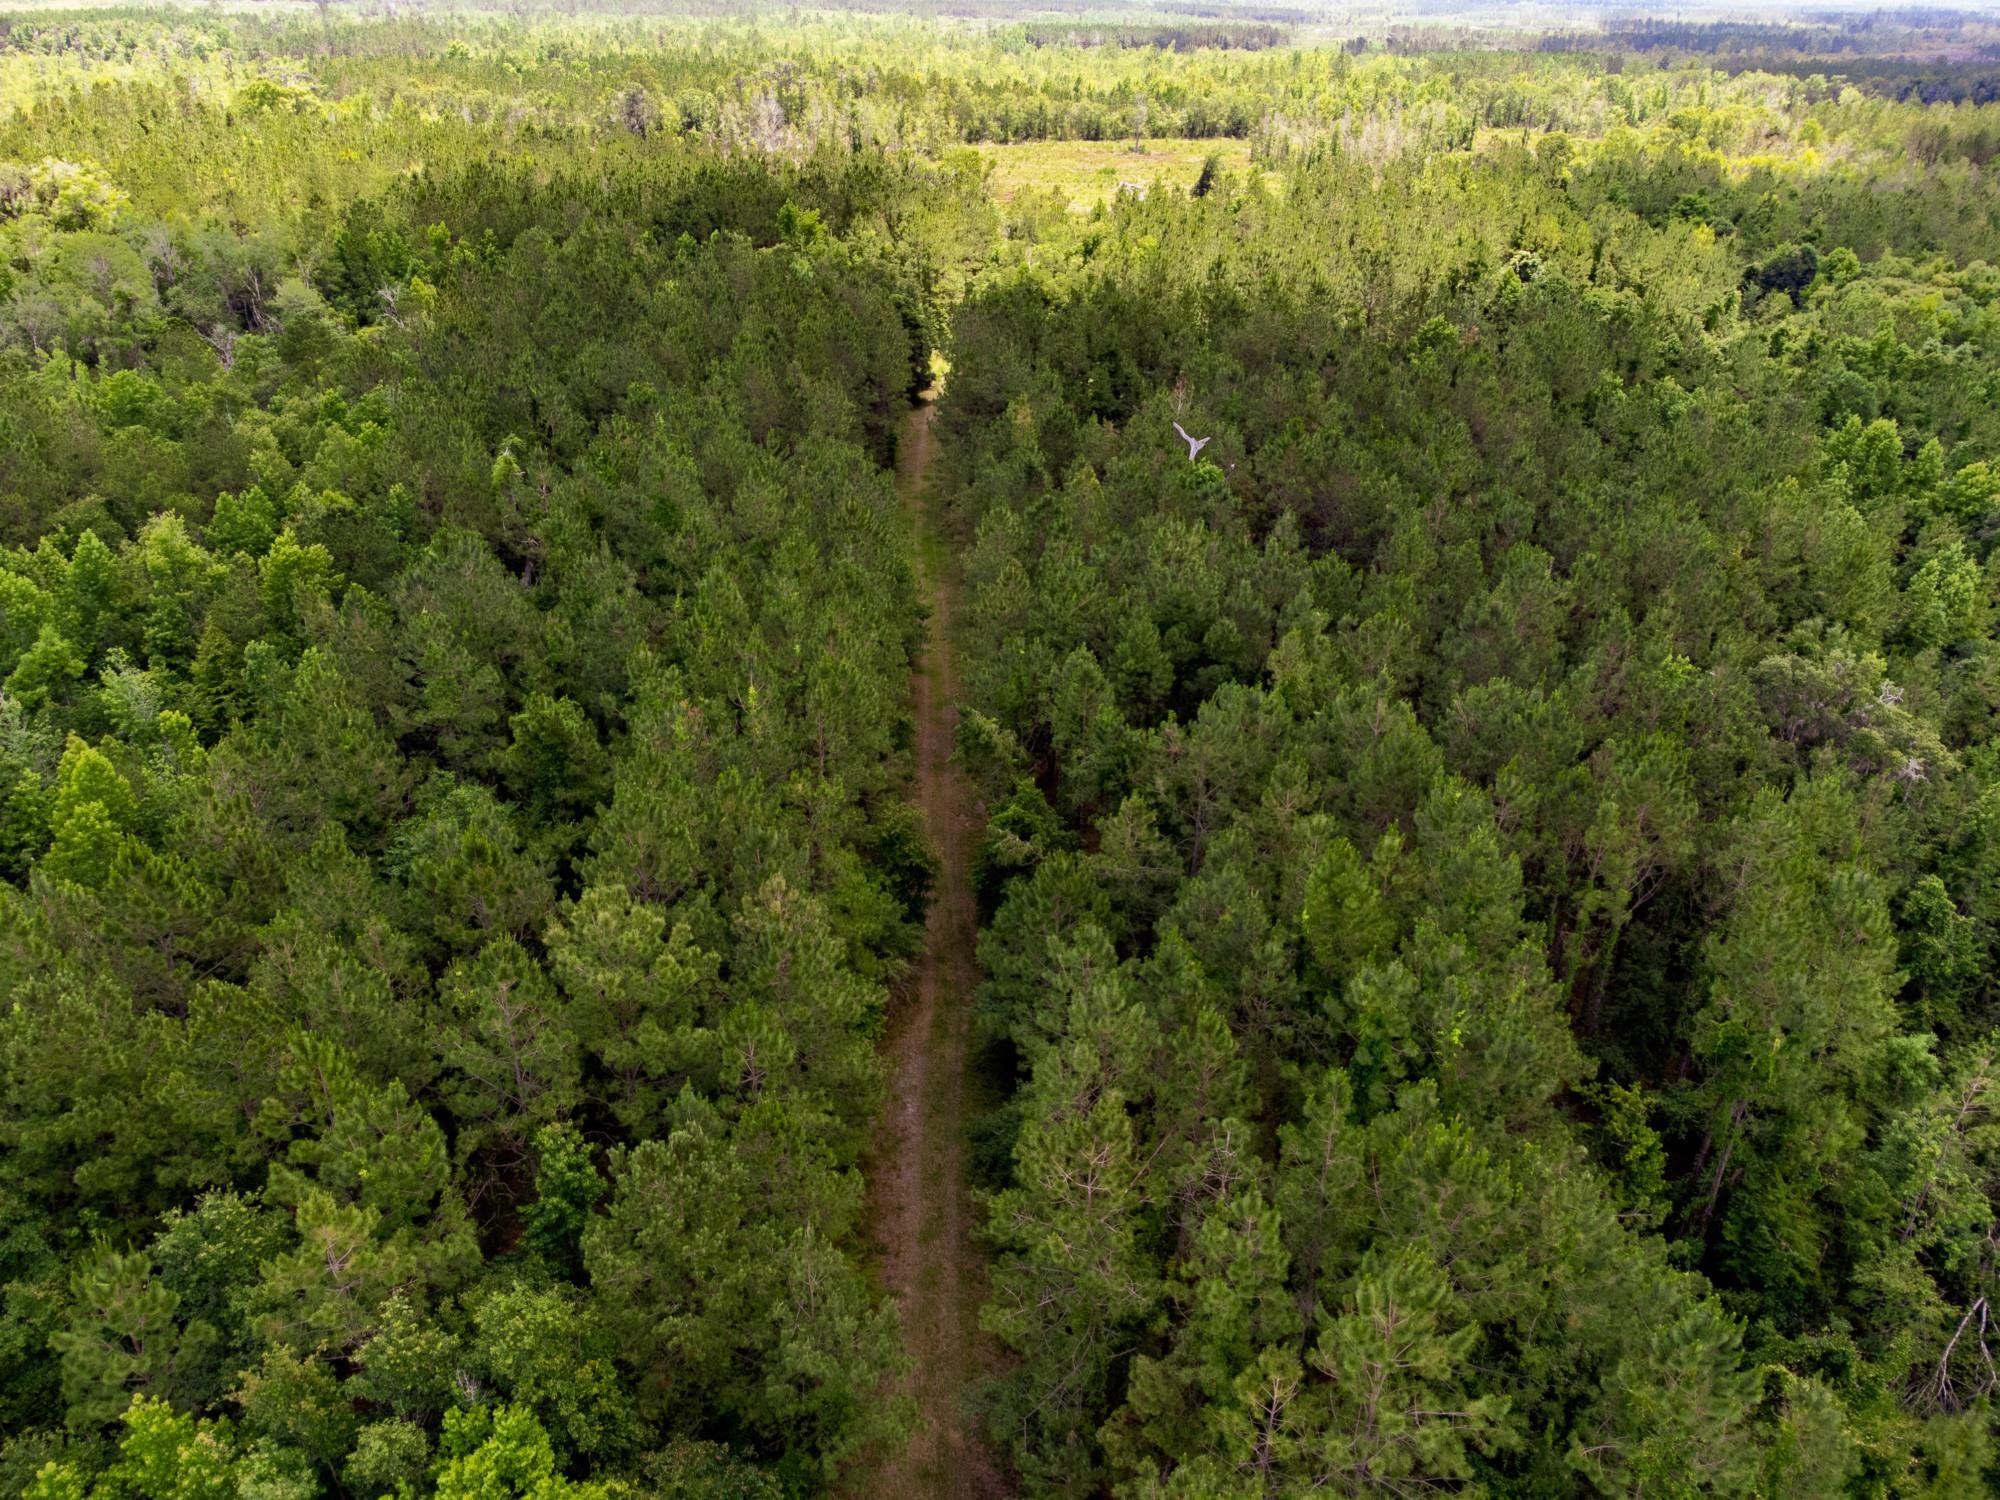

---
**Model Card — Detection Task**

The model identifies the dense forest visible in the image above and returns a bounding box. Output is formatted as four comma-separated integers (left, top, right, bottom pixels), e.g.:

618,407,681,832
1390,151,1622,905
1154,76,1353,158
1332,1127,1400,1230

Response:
6,4,2000,1498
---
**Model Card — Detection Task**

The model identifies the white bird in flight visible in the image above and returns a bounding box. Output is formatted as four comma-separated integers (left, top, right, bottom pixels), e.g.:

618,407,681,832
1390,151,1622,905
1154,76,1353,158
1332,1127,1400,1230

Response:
1173,421,1210,461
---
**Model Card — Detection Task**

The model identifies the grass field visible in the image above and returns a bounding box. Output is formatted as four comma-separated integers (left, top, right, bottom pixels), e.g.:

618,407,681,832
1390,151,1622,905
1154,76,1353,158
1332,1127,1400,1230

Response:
976,136,1269,213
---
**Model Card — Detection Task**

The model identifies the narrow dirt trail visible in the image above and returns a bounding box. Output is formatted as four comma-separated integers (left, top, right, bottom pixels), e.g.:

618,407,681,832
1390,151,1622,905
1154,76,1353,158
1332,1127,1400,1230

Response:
850,398,1012,1499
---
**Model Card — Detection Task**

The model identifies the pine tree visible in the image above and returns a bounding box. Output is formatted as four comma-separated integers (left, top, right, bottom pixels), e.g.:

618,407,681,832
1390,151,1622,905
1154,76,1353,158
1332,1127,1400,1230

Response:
1279,1245,1517,1494
437,937,580,1179
49,1247,190,1430
1106,1182,1299,1483
546,885,715,1134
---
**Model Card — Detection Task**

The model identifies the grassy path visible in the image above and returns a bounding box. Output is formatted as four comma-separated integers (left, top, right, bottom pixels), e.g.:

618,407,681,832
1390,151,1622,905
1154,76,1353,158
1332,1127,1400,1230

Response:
850,398,1011,1498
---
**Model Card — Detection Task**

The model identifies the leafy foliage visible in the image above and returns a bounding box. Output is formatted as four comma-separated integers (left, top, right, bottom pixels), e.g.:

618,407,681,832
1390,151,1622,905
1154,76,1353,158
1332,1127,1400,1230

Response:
940,36,2000,1495
9,7,2000,1497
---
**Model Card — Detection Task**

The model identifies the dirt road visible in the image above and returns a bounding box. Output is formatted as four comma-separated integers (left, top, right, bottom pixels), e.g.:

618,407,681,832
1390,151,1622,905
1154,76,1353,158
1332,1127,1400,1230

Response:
848,399,1011,1499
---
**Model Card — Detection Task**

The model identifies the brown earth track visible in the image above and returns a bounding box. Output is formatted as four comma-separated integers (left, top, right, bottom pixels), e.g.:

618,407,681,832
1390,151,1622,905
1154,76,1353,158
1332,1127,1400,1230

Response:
846,398,1012,1499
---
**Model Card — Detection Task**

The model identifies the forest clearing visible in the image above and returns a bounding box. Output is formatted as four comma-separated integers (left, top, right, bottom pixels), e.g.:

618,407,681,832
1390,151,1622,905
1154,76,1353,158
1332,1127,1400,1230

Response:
975,139,1266,213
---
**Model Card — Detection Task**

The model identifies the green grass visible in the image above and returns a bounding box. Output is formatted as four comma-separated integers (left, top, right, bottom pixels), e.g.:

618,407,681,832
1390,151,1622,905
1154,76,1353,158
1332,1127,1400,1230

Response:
977,136,1266,214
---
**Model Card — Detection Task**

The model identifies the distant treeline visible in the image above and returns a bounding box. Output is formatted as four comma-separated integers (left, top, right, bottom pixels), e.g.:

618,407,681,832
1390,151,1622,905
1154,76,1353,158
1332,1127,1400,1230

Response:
1008,22,1291,53
1745,56,2000,107
1529,16,2000,104
1553,16,1988,56
1352,15,2000,105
